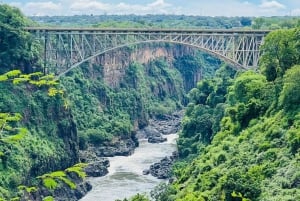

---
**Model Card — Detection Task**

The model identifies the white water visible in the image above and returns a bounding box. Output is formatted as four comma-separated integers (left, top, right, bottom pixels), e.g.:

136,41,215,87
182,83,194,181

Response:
80,134,178,201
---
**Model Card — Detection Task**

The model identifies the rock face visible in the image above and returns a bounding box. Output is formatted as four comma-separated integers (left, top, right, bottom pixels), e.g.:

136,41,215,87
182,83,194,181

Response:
84,158,110,177
20,172,92,201
94,137,139,157
140,126,167,143
140,111,182,179
137,110,183,143
92,45,196,88
150,111,183,135
148,151,178,179
27,106,80,179
79,149,110,177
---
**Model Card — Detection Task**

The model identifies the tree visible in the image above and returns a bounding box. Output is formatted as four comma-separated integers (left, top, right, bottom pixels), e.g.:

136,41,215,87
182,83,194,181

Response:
252,17,265,29
0,4,40,73
260,29,299,81
279,65,300,110
240,17,252,26
228,71,267,104
0,70,62,157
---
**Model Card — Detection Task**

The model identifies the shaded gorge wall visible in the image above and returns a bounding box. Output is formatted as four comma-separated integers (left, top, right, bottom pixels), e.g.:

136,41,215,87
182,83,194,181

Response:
60,44,222,150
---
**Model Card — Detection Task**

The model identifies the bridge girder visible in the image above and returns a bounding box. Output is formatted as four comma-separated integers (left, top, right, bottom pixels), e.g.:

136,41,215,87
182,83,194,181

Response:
25,28,270,77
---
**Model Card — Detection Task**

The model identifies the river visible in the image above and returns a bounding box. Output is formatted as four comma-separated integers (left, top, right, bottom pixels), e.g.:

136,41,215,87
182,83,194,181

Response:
80,134,178,201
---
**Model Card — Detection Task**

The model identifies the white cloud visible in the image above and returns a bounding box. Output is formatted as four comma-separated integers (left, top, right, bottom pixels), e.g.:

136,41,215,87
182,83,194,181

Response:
291,8,300,15
9,1,63,16
25,1,62,11
8,2,22,8
259,0,286,10
182,0,261,16
70,0,111,12
148,0,170,8
6,0,298,16
69,0,177,15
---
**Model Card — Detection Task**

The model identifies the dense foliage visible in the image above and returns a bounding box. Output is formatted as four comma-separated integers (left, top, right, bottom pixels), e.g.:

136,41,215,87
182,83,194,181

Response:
60,48,221,148
252,17,300,29
0,5,78,200
31,15,249,29
2,4,300,201
156,27,300,201
0,70,78,199
31,15,300,31
177,65,236,159
0,4,40,73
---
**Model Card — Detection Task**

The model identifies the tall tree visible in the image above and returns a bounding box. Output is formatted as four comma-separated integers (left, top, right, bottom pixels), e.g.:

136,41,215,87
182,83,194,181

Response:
0,4,40,73
260,28,300,81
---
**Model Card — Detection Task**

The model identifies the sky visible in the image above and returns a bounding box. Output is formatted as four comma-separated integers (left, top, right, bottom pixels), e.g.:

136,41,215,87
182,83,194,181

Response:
3,0,300,16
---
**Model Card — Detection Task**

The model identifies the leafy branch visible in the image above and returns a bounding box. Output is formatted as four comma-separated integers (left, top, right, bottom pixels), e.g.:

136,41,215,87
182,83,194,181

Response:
0,70,63,97
0,70,66,155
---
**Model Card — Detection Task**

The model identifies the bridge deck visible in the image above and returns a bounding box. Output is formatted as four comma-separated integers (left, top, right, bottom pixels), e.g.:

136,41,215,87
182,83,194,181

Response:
25,27,270,34
26,26,270,76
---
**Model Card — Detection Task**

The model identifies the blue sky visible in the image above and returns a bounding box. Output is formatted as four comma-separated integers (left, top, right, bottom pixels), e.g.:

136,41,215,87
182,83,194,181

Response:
3,0,300,16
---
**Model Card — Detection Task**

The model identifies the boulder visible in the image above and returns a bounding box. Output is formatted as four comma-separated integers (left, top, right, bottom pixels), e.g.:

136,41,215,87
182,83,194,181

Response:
84,158,110,177
95,138,137,157
142,169,150,175
148,136,167,143
149,157,173,179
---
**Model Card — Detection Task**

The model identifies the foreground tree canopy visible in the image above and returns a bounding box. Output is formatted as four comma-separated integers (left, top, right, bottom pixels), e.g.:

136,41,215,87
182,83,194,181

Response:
0,4,40,73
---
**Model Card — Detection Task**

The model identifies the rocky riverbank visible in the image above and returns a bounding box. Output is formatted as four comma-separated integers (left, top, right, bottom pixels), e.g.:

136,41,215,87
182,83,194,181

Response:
137,111,183,143
20,168,93,201
143,151,178,179
66,111,182,201
140,111,182,179
82,135,139,157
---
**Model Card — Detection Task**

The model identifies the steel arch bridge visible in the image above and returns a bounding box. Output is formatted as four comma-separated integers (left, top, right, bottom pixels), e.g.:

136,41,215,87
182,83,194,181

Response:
25,27,270,77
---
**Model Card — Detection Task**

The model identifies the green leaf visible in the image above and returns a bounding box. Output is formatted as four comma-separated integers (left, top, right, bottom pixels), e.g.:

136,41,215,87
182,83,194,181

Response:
0,75,8,81
49,171,66,178
59,177,76,189
48,88,58,96
12,77,29,85
26,186,37,193
40,74,55,81
43,196,54,201
1,128,28,143
5,70,21,78
10,197,20,201
66,163,88,179
42,178,58,190
6,113,22,122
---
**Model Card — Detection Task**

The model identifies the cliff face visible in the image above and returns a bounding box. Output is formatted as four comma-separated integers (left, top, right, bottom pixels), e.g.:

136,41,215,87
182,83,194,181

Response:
0,83,79,190
61,44,221,151
92,44,198,88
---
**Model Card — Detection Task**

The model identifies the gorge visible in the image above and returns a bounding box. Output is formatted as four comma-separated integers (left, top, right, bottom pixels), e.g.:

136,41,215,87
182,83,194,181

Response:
1,5,300,201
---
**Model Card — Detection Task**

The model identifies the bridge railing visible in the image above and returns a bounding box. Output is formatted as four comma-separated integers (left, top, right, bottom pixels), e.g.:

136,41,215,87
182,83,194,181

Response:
25,27,270,76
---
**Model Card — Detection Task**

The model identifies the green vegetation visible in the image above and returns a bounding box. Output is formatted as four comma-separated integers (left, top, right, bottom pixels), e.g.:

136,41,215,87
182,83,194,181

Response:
0,4,223,200
0,69,77,199
0,4,40,73
0,4,79,200
116,193,150,201
31,15,300,31
31,15,249,29
177,65,236,159
61,49,220,148
2,3,300,201
252,17,300,29
16,163,87,201
154,27,300,201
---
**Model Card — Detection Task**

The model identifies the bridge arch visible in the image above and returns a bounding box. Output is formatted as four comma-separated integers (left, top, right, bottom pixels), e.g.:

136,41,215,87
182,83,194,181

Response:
25,27,270,77
58,40,243,78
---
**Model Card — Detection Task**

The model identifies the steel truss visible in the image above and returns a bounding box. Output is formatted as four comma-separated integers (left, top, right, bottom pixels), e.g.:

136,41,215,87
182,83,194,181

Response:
26,27,270,77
